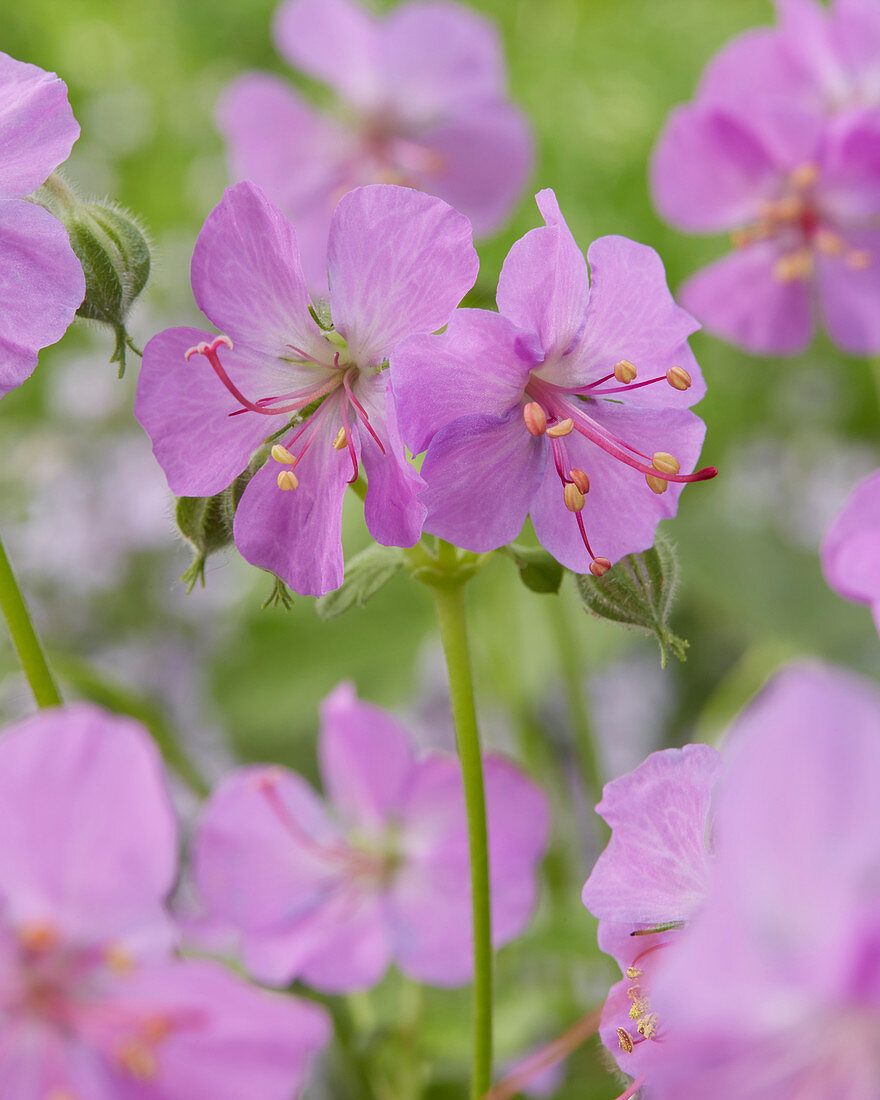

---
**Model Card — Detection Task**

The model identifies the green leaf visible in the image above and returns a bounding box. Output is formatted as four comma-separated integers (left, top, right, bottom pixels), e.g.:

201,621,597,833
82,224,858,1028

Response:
316,545,406,620
503,543,564,594
575,532,688,667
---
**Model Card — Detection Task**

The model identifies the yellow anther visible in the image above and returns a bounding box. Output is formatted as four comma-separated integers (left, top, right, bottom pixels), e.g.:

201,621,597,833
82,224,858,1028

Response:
652,452,680,477
617,1028,635,1054
569,468,590,494
637,1012,659,1039
645,473,669,495
116,1040,158,1082
614,359,637,384
523,401,547,436
626,985,642,1001
666,366,692,391
629,997,650,1020
546,417,574,438
790,162,819,190
626,966,643,980
277,470,299,492
105,943,135,974
271,444,297,465
815,229,845,256
332,428,348,451
18,922,58,954
589,556,612,577
773,249,814,283
564,482,586,512
846,249,872,270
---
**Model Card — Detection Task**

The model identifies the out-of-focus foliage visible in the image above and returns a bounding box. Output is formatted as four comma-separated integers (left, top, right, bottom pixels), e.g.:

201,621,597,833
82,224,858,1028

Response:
2,2,878,1096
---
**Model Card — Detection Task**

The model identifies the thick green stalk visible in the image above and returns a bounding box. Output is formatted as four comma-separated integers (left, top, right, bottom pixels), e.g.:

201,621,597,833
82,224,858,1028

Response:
432,576,493,1098
0,532,61,709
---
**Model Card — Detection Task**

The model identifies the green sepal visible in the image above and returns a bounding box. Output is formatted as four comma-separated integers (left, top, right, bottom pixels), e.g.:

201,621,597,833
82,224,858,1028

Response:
315,545,406,620
263,577,294,611
502,543,564,594
575,532,688,667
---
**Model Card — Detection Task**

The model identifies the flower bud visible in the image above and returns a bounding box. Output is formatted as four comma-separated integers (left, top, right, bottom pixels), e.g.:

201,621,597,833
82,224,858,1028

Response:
64,201,151,374
35,176,151,376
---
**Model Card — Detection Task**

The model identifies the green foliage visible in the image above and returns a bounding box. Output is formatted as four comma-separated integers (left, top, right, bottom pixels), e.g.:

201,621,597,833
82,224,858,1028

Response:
503,543,565,595
576,533,687,667
315,545,406,620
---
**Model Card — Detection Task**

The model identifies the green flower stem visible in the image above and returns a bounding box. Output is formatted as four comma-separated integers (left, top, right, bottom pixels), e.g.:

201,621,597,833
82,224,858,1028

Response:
548,594,606,820
0,531,62,709
431,566,493,1099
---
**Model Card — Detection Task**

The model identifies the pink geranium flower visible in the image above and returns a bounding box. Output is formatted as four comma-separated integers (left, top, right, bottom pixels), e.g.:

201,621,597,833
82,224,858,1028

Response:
584,664,880,1099
391,189,715,576
217,0,532,293
581,744,722,1084
135,181,477,596
0,52,85,399
194,683,550,992
651,3,880,355
0,703,330,1097
822,468,880,634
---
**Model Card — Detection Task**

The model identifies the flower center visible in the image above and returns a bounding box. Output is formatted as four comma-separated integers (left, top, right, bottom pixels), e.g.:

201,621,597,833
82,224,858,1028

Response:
731,162,872,283
522,366,716,573
183,333,384,493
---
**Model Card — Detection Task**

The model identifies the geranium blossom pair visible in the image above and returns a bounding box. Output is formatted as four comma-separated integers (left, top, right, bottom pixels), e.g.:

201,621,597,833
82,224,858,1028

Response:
0,704,329,1097
137,183,714,593
218,0,532,294
583,663,880,1098
194,683,550,991
652,0,880,354
0,51,84,399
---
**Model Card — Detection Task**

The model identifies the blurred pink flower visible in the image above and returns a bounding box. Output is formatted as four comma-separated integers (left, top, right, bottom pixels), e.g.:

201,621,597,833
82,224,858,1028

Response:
0,703,330,1097
217,0,532,293
0,51,84,399
194,682,550,992
822,467,880,634
584,664,880,1099
651,1,880,355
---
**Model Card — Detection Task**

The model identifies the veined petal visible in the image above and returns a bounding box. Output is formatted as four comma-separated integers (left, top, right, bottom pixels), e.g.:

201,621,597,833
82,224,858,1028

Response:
318,683,417,833
530,403,706,571
679,243,814,355
420,409,547,552
191,181,329,364
583,744,722,926
0,199,85,398
135,327,278,497
651,105,780,233
381,1,507,123
817,228,880,354
391,308,541,456
0,52,79,200
833,0,880,101
328,184,478,366
816,109,880,220
559,234,705,403
496,188,588,361
414,102,533,237
0,703,177,942
355,372,426,548
233,409,353,597
272,0,381,109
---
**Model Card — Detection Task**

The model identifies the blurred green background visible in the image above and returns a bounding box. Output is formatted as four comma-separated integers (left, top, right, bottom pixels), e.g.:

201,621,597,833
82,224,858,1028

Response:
2,1,878,1097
